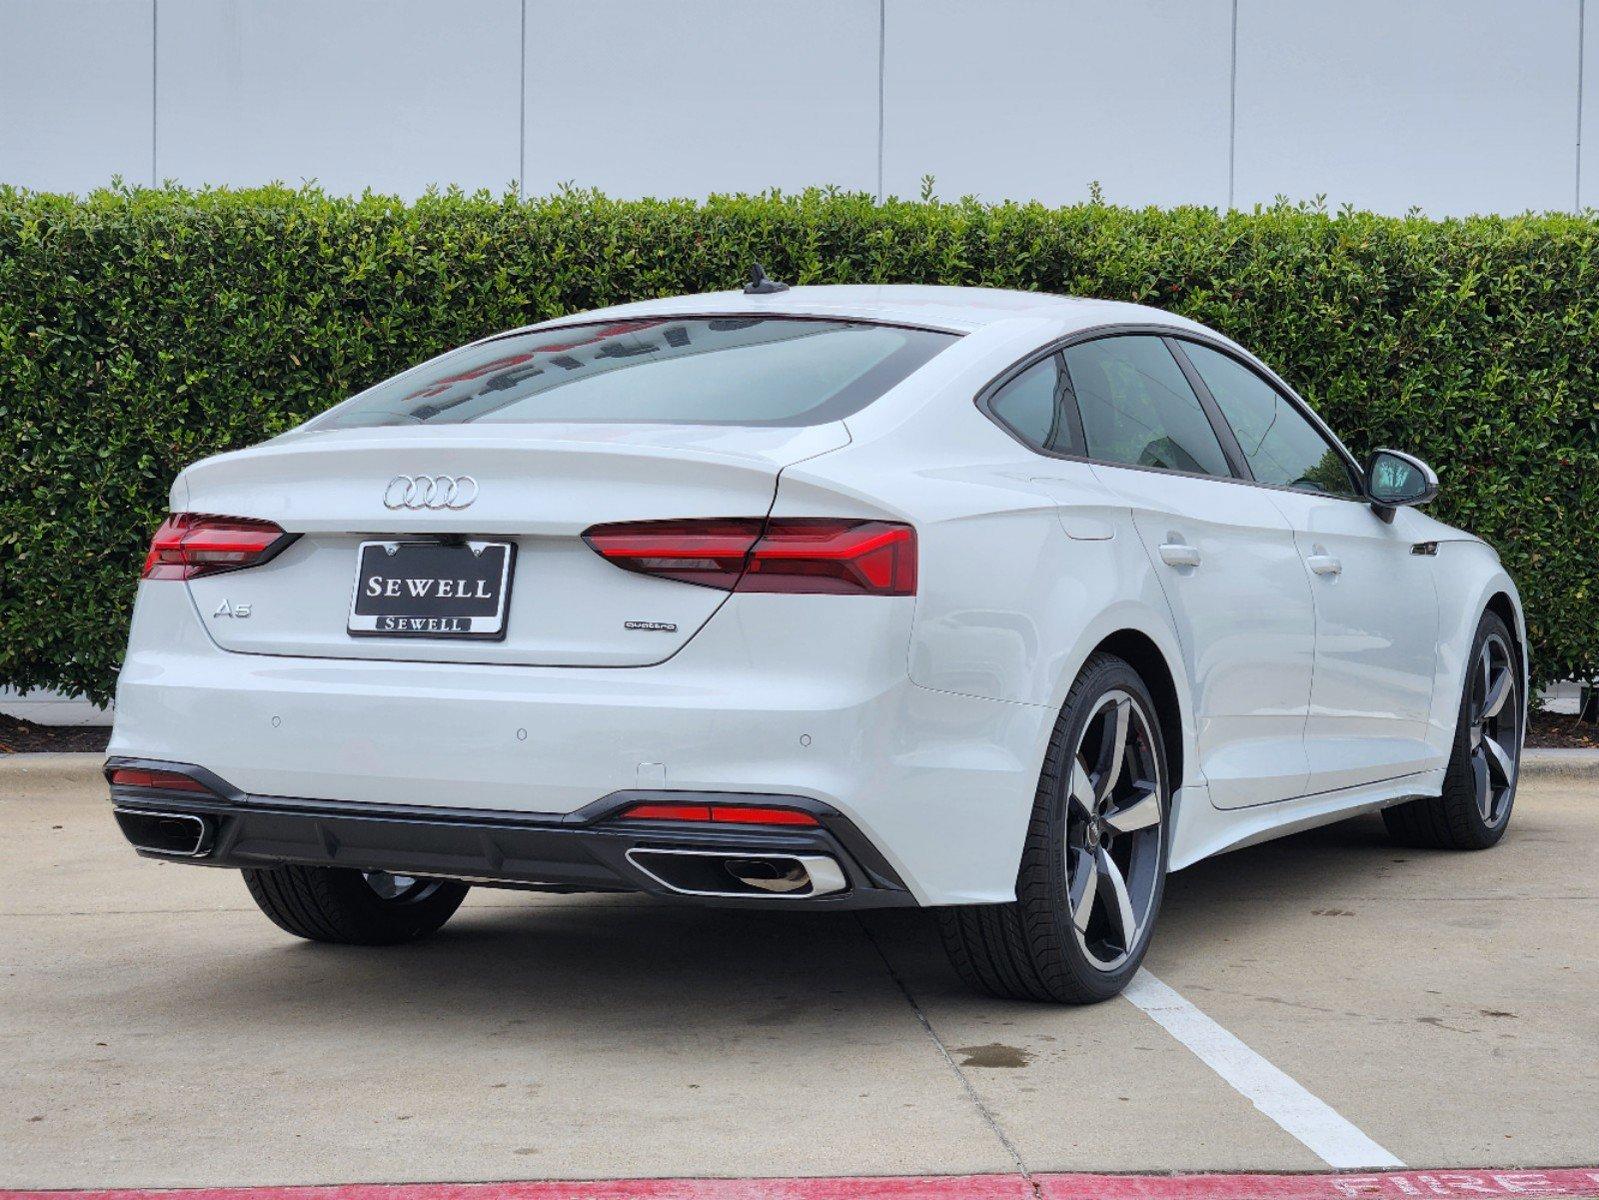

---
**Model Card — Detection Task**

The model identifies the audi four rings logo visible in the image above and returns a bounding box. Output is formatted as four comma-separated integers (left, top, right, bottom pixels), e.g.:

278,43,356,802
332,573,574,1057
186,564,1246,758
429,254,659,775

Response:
383,474,480,510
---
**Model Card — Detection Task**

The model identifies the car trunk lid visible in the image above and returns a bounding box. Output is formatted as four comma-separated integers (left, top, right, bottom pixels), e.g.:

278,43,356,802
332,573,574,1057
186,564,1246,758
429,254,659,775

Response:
177,422,848,667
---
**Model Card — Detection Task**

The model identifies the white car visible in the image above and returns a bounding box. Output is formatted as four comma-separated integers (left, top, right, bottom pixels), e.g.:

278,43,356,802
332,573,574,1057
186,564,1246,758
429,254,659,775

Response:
107,282,1525,1003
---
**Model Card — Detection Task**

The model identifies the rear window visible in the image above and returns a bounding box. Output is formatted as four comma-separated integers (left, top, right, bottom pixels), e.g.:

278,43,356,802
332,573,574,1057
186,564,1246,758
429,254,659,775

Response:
308,317,959,430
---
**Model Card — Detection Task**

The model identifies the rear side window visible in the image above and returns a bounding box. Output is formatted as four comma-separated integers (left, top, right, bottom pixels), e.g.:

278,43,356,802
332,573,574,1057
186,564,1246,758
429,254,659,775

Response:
1178,341,1360,497
988,355,1074,453
1062,336,1232,477
307,317,959,430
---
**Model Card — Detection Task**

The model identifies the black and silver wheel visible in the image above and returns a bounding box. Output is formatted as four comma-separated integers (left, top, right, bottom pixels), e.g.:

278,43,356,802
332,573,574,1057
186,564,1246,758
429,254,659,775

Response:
1063,690,1165,972
1383,610,1521,850
243,864,469,944
938,651,1170,1003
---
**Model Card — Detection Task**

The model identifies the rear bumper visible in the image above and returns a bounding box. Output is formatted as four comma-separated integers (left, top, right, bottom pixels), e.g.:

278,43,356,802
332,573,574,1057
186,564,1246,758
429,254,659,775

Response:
107,757,914,909
110,583,1054,904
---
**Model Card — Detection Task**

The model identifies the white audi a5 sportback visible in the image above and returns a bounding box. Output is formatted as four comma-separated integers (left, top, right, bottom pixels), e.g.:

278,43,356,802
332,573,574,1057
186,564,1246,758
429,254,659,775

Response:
108,282,1525,1003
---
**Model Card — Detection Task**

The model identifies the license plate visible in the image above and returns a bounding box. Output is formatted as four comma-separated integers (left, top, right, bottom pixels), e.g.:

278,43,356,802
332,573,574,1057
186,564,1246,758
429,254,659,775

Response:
347,540,514,639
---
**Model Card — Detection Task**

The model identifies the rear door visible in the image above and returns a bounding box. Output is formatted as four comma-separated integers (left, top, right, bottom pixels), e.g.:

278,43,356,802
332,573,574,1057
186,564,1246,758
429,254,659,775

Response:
1174,339,1439,792
1061,335,1316,808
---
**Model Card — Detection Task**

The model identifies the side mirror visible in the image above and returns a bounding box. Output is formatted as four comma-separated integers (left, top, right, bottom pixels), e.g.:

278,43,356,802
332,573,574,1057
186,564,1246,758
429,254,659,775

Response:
1366,449,1438,521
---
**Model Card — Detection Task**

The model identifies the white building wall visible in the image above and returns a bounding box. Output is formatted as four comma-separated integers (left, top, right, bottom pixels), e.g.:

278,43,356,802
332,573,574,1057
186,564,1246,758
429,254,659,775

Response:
524,0,880,198
881,0,1233,208
1233,0,1580,216
0,0,154,194
1582,0,1599,209
0,0,1590,216
155,0,522,196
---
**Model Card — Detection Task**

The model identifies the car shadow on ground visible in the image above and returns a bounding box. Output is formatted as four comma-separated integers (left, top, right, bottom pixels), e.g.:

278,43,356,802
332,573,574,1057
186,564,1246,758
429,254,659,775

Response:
165,810,1464,1037
180,895,919,1042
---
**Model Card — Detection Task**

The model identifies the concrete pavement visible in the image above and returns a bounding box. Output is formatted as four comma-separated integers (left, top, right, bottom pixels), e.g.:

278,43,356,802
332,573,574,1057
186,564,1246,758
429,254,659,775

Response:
2,756,1595,1188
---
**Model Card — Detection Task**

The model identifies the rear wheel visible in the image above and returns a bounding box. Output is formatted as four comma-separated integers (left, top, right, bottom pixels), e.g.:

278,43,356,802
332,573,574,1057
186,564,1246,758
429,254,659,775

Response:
938,652,1170,1003
242,865,469,944
1382,610,1520,850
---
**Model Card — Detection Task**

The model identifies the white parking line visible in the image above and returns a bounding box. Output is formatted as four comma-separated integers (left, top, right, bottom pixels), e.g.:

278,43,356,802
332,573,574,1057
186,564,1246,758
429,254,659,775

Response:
1125,969,1404,1170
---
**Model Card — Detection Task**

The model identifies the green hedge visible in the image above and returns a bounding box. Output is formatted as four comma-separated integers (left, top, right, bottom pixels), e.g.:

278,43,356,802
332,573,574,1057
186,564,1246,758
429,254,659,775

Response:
1,185,1595,704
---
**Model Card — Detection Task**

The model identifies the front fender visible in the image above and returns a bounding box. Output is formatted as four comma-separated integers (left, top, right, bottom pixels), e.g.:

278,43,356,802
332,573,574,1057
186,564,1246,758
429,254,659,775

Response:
1428,543,1527,754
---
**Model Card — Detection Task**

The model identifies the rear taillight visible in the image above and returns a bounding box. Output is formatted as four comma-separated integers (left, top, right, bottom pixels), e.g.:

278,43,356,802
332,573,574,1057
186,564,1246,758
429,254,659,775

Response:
108,767,210,794
582,518,916,596
141,513,290,580
581,518,764,590
620,802,821,827
742,520,917,595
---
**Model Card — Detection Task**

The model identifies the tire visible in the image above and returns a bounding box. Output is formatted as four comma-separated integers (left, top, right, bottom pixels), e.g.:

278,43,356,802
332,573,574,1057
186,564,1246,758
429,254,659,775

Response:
938,652,1171,1003
1382,610,1521,851
242,865,469,945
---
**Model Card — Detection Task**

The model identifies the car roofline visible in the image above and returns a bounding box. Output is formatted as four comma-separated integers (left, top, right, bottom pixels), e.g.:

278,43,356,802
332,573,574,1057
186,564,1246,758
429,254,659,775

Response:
478,309,973,341
476,287,1214,342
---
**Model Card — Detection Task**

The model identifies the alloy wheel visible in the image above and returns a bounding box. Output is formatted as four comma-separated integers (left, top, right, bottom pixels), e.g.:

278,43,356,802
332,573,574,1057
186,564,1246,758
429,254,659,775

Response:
1468,633,1518,826
1063,690,1164,971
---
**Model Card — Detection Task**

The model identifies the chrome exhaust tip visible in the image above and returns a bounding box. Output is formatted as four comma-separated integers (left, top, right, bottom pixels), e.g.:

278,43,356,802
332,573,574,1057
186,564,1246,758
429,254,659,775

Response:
625,848,847,899
113,808,213,858
725,857,810,893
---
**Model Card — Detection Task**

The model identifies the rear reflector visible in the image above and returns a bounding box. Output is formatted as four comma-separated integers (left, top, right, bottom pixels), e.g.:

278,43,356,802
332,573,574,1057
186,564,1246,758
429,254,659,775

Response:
583,518,916,595
142,513,289,581
711,806,822,827
622,802,820,827
109,767,210,794
623,803,714,822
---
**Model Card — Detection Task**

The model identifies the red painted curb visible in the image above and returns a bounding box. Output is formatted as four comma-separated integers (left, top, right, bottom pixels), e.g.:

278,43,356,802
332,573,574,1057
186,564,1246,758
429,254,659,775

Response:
3,1172,1598,1200
0,1182,1022,1200
1040,1169,1599,1198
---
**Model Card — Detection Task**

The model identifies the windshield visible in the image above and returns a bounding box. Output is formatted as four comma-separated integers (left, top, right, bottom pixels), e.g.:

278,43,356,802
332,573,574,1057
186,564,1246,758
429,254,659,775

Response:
307,317,959,431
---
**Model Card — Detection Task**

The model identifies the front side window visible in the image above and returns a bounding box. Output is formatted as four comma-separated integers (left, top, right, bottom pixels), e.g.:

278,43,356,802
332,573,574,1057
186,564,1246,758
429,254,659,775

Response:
1062,336,1232,477
1179,341,1359,497
987,355,1073,453
306,317,959,431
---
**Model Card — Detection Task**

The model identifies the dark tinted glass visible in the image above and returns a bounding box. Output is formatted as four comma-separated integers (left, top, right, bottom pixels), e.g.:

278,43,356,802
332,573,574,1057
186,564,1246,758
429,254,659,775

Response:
1181,342,1358,497
989,356,1068,452
309,317,958,430
1063,336,1231,476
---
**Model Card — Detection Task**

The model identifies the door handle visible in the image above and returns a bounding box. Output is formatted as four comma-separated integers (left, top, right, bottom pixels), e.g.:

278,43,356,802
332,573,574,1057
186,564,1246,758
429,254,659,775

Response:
1306,553,1342,576
1158,542,1201,568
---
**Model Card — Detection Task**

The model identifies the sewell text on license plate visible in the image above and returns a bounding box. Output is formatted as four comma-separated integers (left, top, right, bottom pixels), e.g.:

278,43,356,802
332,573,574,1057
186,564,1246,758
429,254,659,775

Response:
347,539,514,639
